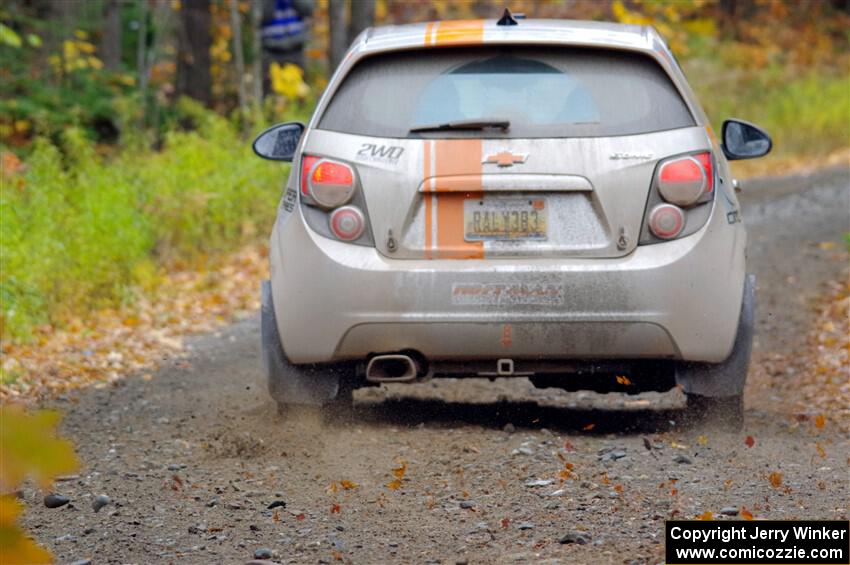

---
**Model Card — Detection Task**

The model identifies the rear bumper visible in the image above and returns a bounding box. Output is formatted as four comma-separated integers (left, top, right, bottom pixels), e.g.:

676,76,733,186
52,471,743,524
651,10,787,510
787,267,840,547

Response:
270,202,746,364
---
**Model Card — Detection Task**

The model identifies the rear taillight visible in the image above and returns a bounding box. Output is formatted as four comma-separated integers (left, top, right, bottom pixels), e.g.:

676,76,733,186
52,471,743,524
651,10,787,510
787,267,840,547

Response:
658,156,705,206
639,150,716,245
329,206,365,241
648,204,685,239
693,152,713,193
305,158,355,208
300,155,320,196
297,154,372,246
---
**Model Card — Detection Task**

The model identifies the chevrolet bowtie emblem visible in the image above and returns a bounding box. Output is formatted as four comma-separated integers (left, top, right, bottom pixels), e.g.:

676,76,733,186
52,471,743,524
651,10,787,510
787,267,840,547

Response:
482,151,528,167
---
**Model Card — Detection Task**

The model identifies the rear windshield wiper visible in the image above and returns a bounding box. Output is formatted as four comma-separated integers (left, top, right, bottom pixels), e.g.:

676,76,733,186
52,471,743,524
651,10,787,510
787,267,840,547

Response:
409,119,510,133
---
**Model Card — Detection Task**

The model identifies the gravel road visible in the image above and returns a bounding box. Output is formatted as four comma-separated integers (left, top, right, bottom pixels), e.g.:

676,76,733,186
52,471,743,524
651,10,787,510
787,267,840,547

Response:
21,167,849,565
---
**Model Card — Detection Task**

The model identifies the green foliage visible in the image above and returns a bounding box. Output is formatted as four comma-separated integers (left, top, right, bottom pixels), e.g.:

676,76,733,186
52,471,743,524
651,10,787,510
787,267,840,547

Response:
0,101,286,339
0,21,137,148
686,62,850,160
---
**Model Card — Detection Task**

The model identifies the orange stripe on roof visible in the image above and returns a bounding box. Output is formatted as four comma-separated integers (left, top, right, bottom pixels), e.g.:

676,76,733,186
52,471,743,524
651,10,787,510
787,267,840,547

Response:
434,19,485,46
424,22,435,46
423,140,433,259
434,140,483,259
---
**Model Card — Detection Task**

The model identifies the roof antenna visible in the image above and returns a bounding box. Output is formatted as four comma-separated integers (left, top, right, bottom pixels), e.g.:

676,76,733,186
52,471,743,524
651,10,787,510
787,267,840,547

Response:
497,8,521,26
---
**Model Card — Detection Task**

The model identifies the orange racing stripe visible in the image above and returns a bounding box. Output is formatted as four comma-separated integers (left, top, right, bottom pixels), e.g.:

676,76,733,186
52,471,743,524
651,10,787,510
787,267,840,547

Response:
434,20,485,46
434,139,484,259
423,139,433,259
424,22,435,46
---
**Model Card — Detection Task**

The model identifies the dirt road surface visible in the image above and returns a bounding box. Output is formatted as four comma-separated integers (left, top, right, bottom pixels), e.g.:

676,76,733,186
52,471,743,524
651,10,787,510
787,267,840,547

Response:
21,167,850,564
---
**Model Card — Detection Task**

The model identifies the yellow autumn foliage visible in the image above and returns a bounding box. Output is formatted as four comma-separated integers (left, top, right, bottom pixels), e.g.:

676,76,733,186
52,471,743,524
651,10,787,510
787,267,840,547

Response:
0,405,79,562
270,62,311,99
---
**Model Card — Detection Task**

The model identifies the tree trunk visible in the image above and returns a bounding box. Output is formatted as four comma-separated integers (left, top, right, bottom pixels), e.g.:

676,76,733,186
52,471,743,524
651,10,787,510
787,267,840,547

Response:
177,0,213,106
230,0,248,121
102,0,122,70
251,0,263,107
137,0,149,116
718,0,738,39
349,0,375,44
328,0,347,73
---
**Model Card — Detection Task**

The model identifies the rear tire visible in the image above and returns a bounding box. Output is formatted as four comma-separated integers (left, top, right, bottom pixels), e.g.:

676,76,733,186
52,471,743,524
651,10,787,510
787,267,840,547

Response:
262,280,352,412
677,274,755,431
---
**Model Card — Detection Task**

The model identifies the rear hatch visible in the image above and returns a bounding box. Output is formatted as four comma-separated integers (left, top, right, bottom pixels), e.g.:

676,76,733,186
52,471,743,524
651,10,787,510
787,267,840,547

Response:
306,45,701,259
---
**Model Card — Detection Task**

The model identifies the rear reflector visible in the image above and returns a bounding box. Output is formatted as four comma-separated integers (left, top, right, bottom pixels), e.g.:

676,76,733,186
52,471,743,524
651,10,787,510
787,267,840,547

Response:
307,159,356,208
658,156,705,206
648,203,685,239
329,206,365,241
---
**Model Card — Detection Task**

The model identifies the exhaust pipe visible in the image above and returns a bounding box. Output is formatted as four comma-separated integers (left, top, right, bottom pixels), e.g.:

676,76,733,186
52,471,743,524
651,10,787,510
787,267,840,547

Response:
366,354,421,383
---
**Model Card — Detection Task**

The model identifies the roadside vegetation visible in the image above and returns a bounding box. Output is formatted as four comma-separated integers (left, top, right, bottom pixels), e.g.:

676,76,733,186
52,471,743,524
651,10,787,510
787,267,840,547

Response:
1,101,286,341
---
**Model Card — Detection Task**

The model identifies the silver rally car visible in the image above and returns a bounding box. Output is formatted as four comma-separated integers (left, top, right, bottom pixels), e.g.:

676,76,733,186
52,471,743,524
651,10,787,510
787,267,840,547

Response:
253,13,772,425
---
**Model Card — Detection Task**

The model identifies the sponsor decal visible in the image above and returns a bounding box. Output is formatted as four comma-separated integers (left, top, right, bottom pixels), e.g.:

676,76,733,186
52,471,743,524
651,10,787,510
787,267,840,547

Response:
356,143,404,165
451,283,565,306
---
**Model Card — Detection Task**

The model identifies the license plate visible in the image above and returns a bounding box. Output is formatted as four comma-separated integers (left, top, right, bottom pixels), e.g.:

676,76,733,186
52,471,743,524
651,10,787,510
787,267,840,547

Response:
463,198,547,241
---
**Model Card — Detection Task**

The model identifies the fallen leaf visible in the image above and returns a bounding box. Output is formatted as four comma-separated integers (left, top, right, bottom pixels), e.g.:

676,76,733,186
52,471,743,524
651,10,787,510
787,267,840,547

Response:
768,472,782,488
816,442,826,458
332,550,343,561
698,511,713,520
818,241,836,250
744,435,755,448
392,461,407,480
272,510,280,523
563,441,576,452
615,375,633,386
614,484,623,493
330,503,340,514
339,480,358,490
740,508,753,520
723,479,733,490
501,518,510,529
296,513,305,521
671,441,689,449
386,479,402,491
814,414,825,429
582,423,595,431
697,435,708,446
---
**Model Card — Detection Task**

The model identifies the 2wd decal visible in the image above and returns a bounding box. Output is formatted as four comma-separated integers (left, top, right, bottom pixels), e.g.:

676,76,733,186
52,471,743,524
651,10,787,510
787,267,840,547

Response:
356,143,404,165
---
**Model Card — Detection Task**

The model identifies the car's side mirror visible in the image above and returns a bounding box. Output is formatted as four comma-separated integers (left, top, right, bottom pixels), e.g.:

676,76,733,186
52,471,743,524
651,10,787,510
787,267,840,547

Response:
252,122,305,161
721,119,772,160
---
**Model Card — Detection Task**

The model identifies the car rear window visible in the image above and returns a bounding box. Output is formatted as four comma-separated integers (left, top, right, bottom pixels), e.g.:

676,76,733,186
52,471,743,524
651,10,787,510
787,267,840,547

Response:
318,47,695,138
